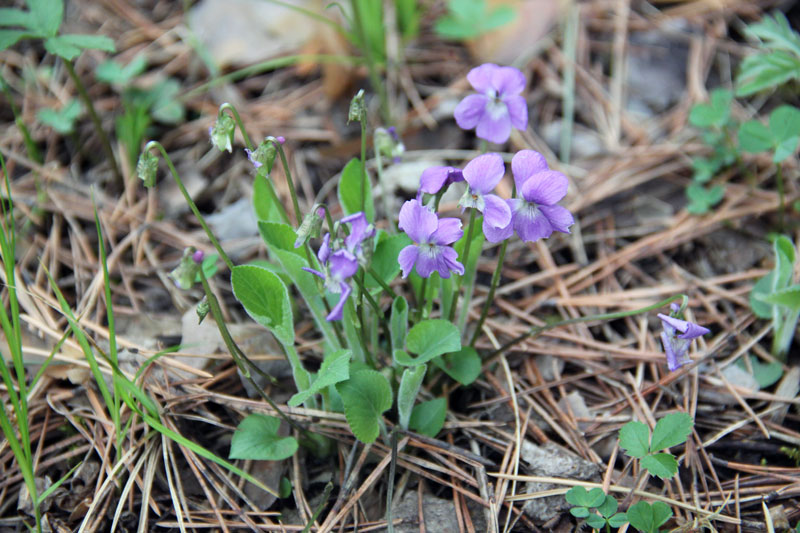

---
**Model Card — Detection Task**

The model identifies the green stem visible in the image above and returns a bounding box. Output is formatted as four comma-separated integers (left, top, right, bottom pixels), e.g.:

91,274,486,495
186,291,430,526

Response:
144,141,234,271
271,138,302,227
198,270,311,436
0,75,41,164
352,273,391,347
350,0,390,125
219,103,254,151
489,294,689,359
776,163,785,231
368,266,398,299
63,59,122,185
386,428,398,533
360,119,368,215
450,209,477,322
470,239,507,347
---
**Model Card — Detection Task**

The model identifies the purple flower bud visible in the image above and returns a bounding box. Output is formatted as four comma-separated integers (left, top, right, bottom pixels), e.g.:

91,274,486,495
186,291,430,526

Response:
192,250,205,264
276,136,286,145
657,311,710,371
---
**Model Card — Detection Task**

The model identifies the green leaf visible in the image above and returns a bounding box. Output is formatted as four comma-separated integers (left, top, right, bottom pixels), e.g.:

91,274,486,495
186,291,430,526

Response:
44,34,115,60
773,235,796,288
229,414,298,460
0,9,33,29
434,16,478,39
0,30,30,51
338,158,374,222
36,99,81,134
28,0,63,37
738,120,773,153
769,105,800,142
597,495,618,518
608,512,628,527
686,183,724,214
397,365,426,430
773,136,799,163
761,284,800,311
279,477,292,498
482,6,515,32
585,513,606,529
565,486,605,508
96,55,147,85
402,319,461,366
258,221,303,256
433,346,481,386
649,412,693,451
736,51,800,96
409,397,447,437
366,233,411,289
641,453,679,479
691,157,719,184
231,265,294,345
253,174,285,223
336,370,393,443
737,355,784,389
688,89,732,129
288,349,351,407
448,0,485,20
744,11,800,57
149,79,184,124
569,506,589,518
390,296,408,354
619,420,650,458
627,501,673,533
193,253,219,283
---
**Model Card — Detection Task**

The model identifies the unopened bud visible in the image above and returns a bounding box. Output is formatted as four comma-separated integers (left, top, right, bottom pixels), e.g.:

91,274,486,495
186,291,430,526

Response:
136,151,158,187
246,139,280,173
209,113,235,153
374,127,405,163
196,297,210,324
294,205,326,248
348,89,366,124
169,248,201,290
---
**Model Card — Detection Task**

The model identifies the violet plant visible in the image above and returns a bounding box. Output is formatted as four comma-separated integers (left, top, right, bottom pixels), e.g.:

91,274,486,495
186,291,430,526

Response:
136,64,711,493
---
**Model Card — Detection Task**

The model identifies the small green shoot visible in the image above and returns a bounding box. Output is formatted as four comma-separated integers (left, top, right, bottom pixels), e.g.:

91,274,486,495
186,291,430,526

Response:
750,235,799,358
626,501,673,533
738,105,800,163
565,486,605,518
36,99,81,134
435,0,516,40
735,12,800,96
619,412,693,479
686,183,725,215
229,413,298,461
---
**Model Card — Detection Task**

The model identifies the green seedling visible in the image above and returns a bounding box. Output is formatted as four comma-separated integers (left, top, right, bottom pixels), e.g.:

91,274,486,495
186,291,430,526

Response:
627,501,673,533
750,235,799,359
735,12,800,97
619,412,693,479
687,89,737,214
36,98,81,134
566,487,628,531
435,0,516,40
738,105,800,163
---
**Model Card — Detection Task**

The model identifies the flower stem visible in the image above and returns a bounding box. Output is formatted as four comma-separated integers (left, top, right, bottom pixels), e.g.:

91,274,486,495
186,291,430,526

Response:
271,137,303,227
450,209,477,322
416,277,428,322
198,268,311,437
219,103,254,151
488,294,688,359
776,163,785,231
350,0,390,125
470,239,507,347
144,141,234,271
64,59,122,185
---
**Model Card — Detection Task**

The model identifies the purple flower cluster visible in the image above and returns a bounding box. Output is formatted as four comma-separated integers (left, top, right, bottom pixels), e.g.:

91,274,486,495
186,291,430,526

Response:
657,304,710,371
454,63,528,144
399,149,574,278
302,212,375,321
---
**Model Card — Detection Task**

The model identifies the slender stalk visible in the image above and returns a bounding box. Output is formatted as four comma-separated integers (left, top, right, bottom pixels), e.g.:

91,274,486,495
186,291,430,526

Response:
489,295,688,359
219,103,254,151
386,428,399,533
470,239,507,347
776,163,785,231
144,141,234,271
368,266,398,299
415,277,428,322
350,0,390,124
449,209,477,322
63,59,122,185
198,269,311,437
352,273,391,348
360,119,368,214
271,138,302,227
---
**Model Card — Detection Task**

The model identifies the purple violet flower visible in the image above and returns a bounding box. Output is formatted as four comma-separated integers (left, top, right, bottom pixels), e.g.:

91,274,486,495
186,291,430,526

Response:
419,166,464,195
244,148,262,168
657,304,710,371
454,63,528,144
303,234,359,321
341,211,375,259
459,153,512,242
398,199,465,279
485,150,574,243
